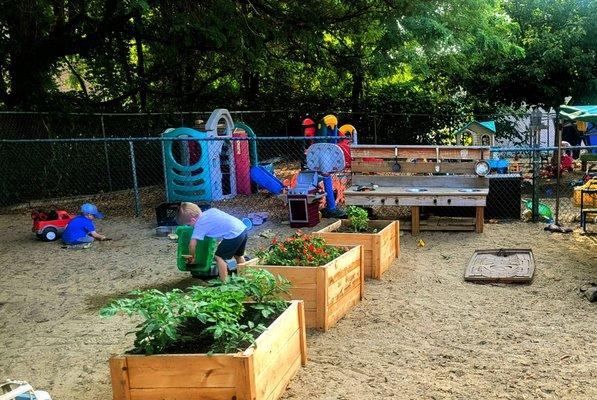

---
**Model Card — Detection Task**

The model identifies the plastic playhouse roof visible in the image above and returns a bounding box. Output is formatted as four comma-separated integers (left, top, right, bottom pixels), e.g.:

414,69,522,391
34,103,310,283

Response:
558,105,597,123
455,120,496,135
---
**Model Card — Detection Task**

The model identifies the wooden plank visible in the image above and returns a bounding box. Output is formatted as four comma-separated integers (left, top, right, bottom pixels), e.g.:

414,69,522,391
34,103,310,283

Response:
236,356,256,400
325,246,362,279
350,145,489,160
399,196,487,207
317,267,327,330
326,283,362,328
351,175,489,188
129,388,236,400
251,307,300,370
297,301,308,366
327,264,361,305
359,244,365,298
126,355,239,389
304,310,317,328
109,356,131,400
395,220,401,260
255,334,302,400
371,233,381,279
315,219,342,233
262,356,301,400
412,206,420,235
351,160,477,174
476,206,484,233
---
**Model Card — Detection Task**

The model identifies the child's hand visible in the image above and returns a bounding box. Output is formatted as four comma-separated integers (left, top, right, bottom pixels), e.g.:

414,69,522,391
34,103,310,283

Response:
182,255,195,264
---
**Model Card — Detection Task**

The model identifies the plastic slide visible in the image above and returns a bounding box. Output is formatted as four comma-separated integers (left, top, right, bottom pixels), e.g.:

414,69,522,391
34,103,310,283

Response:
250,165,285,194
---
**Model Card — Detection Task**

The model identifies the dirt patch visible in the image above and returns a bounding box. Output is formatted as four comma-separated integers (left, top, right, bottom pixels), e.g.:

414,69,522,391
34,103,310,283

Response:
0,212,595,399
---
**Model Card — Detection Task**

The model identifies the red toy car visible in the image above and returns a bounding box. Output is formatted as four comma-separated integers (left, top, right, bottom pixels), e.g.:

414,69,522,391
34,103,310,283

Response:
31,210,75,241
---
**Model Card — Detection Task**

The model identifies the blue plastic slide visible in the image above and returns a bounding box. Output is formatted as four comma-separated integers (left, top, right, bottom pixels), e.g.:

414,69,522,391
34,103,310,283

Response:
250,166,285,194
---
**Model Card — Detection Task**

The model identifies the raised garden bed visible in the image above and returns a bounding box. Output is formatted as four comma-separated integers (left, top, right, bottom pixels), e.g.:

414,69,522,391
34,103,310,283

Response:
109,300,307,400
240,245,364,331
314,219,400,279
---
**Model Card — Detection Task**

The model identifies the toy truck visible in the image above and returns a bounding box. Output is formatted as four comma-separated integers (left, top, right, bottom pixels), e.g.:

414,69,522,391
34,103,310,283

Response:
31,210,75,241
0,380,52,400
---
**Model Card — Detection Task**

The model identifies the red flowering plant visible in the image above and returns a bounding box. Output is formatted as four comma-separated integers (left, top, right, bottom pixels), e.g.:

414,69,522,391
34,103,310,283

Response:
256,230,345,266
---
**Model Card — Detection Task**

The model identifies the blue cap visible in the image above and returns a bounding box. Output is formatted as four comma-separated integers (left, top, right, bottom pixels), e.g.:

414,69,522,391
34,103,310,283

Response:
81,203,104,219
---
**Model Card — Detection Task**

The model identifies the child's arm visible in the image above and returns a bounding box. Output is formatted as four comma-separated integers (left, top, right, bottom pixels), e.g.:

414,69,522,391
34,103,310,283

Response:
90,231,108,241
184,239,197,264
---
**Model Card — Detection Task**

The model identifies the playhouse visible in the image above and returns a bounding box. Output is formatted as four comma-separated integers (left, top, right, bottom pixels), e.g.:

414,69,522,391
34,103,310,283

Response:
162,109,256,203
455,120,496,147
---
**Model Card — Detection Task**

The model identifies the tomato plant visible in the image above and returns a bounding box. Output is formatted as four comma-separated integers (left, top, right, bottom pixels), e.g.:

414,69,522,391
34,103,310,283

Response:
346,206,369,232
255,230,345,266
100,268,290,355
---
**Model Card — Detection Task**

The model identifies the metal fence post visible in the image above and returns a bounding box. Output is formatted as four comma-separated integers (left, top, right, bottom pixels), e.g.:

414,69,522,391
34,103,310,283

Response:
128,140,142,217
100,114,113,191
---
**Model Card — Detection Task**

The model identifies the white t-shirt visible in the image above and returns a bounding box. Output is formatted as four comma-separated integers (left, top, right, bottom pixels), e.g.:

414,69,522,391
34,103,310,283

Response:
191,208,246,241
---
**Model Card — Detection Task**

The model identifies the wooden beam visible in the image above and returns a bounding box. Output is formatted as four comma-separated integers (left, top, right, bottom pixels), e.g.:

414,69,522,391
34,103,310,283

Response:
476,206,484,233
411,206,420,235
351,160,477,174
350,145,490,160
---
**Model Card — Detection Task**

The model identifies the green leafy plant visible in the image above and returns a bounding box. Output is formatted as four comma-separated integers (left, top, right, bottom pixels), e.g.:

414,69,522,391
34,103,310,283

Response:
100,268,290,355
347,206,369,232
255,230,345,266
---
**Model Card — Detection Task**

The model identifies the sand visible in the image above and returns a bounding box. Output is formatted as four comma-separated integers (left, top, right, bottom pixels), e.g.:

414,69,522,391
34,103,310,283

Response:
0,213,595,400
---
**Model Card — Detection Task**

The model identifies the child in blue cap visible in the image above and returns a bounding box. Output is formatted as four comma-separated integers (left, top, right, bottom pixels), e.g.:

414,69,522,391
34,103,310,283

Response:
62,203,109,245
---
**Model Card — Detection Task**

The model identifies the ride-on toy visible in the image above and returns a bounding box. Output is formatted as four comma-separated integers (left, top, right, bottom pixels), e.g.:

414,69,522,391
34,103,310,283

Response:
31,210,75,241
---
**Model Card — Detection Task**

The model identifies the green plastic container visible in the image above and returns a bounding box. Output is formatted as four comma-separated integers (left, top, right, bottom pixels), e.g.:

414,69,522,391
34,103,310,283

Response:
522,199,553,221
176,225,217,276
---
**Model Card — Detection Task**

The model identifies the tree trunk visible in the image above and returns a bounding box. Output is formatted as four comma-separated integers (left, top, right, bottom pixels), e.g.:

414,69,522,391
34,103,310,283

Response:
351,69,364,112
134,13,147,112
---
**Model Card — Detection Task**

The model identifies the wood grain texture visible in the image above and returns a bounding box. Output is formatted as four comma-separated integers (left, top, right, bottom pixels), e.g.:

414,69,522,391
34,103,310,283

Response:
239,247,364,331
109,301,305,400
314,220,399,279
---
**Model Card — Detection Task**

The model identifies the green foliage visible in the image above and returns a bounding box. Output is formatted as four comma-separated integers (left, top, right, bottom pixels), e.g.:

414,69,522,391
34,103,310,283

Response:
99,268,290,355
0,0,594,126
346,206,369,232
256,231,345,266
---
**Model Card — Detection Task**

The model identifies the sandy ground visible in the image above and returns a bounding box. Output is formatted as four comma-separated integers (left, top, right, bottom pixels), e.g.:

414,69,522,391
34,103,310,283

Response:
0,213,595,400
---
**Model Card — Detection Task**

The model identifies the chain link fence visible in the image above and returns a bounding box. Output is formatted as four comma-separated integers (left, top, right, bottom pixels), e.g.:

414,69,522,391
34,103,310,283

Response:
1,133,595,228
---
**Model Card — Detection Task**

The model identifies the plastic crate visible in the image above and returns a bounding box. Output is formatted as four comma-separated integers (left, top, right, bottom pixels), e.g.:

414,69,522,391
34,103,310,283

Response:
573,178,597,207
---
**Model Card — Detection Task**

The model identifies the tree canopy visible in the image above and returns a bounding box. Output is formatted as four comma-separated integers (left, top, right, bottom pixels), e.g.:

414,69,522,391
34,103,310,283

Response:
0,0,594,113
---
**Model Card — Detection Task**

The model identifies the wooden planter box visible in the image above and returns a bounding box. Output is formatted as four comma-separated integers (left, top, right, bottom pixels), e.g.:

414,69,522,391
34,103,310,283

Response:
109,300,307,400
314,220,400,279
240,245,364,331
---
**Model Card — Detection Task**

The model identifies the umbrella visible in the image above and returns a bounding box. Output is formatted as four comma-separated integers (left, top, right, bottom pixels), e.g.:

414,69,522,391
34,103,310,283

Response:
558,105,597,123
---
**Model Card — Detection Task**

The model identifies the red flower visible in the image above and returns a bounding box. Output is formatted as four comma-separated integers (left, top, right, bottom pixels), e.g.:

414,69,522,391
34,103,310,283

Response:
307,255,314,261
272,238,277,245
308,245,315,251
303,249,308,254
316,248,323,254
